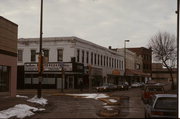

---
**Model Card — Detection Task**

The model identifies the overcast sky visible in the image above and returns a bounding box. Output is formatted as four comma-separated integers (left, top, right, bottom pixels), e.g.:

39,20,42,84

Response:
0,0,177,48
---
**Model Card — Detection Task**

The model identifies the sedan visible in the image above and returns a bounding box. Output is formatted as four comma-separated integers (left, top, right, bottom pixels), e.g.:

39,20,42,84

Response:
96,83,117,92
144,94,177,118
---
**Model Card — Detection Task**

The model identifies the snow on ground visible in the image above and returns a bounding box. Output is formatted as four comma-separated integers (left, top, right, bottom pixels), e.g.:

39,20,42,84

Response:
103,106,114,110
16,95,28,98
66,93,109,100
27,95,48,106
0,104,45,119
109,99,117,103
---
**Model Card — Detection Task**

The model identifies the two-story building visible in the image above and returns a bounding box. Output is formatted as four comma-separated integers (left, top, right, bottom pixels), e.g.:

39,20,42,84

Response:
0,16,18,96
17,37,124,89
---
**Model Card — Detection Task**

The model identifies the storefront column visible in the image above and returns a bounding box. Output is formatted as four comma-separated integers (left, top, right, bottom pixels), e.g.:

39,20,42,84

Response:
10,66,17,97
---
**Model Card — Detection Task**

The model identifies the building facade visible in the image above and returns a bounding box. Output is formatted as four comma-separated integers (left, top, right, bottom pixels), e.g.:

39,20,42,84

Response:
128,47,152,74
17,37,124,89
113,48,149,85
0,16,18,96
152,63,177,86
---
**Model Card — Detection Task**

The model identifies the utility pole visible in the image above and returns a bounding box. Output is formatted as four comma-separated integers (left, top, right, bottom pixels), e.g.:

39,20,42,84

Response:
124,40,130,83
176,0,179,91
37,0,43,98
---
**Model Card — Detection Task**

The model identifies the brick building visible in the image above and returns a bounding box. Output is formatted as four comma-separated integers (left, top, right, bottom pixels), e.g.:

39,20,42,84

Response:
0,16,18,96
128,47,152,75
152,63,177,88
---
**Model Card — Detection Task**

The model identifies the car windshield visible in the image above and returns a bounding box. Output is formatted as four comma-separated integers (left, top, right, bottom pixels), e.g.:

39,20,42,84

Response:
154,97,177,110
146,87,163,92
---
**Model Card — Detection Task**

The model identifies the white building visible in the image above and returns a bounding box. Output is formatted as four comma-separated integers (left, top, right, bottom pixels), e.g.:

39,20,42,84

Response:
17,37,124,89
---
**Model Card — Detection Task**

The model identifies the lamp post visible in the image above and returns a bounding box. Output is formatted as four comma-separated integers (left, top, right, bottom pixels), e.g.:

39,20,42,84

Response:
37,0,43,98
124,40,130,82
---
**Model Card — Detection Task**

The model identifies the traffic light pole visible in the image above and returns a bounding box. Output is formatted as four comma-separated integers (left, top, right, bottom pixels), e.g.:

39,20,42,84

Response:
37,0,43,98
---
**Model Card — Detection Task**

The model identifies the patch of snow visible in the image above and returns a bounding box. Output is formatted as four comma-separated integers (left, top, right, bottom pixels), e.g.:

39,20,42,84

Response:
16,95,28,98
104,106,114,110
109,99,117,103
27,95,48,106
0,104,45,119
103,103,107,105
66,93,109,100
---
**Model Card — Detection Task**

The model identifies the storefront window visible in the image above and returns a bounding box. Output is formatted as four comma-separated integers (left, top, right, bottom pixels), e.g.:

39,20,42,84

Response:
0,65,10,92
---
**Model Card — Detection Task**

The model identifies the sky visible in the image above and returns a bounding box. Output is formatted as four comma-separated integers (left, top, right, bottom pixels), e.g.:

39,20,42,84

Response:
0,0,177,48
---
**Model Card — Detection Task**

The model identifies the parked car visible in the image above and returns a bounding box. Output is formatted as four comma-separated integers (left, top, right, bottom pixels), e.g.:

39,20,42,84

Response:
142,84,165,103
131,82,141,88
144,94,177,118
96,83,117,92
117,82,129,90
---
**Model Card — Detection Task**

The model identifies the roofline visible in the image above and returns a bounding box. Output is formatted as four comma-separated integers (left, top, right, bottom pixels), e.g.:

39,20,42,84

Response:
18,36,124,57
0,16,18,26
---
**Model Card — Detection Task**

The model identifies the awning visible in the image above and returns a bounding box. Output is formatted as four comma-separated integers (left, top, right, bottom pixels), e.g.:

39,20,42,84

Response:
126,69,150,77
112,69,120,75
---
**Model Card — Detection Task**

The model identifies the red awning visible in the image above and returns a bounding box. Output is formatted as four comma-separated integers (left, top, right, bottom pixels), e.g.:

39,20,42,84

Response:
126,69,150,77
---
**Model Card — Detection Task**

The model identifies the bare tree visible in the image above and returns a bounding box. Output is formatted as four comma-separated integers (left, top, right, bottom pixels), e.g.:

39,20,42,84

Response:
149,32,177,90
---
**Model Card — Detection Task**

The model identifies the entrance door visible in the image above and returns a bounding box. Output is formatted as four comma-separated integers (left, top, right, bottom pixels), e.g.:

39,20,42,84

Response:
66,76,74,89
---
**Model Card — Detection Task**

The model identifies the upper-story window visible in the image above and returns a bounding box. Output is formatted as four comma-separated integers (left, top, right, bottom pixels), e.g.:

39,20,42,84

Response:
91,52,93,65
95,53,96,65
31,50,36,62
82,50,84,63
136,64,140,70
112,58,114,68
86,51,89,64
98,54,99,66
109,57,111,68
101,55,103,66
107,56,108,67
115,59,116,68
18,50,23,62
57,49,63,61
77,49,80,62
104,55,106,66
43,49,49,61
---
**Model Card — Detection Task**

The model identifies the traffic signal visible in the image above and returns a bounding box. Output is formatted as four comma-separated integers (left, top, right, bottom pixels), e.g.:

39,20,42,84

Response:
38,55,44,73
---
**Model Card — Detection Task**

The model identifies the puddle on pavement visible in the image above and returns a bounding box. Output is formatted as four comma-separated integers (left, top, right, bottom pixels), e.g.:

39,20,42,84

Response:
97,96,130,117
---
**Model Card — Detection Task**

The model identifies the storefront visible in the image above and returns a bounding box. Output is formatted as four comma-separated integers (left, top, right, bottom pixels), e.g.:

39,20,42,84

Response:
21,62,84,89
107,69,124,85
0,65,10,92
126,69,150,85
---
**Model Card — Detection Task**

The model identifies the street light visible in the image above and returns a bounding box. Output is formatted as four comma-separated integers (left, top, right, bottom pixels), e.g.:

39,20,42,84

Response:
37,0,43,98
124,40,130,82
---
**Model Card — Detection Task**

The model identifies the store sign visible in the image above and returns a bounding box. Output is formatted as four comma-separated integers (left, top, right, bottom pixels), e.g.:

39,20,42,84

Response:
63,63,73,71
112,69,120,75
25,62,62,72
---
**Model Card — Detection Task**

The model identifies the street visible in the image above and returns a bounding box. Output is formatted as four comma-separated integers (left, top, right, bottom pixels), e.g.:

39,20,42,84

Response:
31,88,145,118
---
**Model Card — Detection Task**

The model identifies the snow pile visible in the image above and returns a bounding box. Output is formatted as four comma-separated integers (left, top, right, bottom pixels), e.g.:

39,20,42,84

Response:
103,106,114,110
16,95,28,98
66,93,109,100
0,104,45,119
27,95,48,106
109,99,117,103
